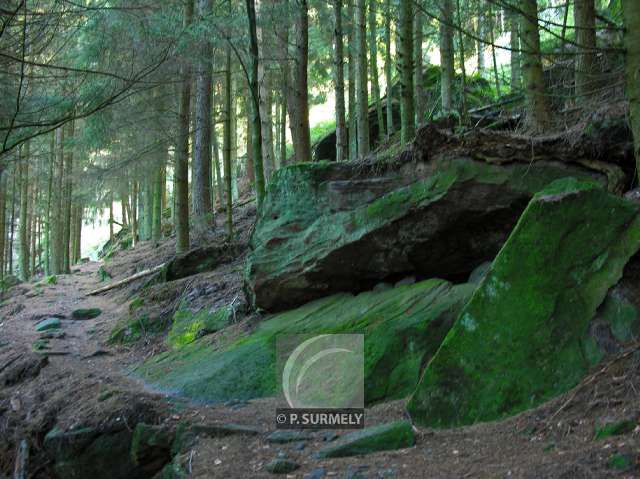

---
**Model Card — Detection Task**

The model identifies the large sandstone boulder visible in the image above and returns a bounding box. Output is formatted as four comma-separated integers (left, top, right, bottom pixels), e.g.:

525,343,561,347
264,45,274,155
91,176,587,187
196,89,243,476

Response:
407,178,640,427
245,156,607,312
137,278,473,405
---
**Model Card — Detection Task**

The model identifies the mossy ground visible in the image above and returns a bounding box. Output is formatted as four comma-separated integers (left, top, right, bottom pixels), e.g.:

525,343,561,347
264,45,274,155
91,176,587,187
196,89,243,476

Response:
137,279,473,404
407,178,640,427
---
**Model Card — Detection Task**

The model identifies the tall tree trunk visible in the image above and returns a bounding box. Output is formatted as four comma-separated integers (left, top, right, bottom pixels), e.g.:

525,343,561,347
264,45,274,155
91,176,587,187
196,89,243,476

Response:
246,100,255,185
45,132,54,275
257,0,275,181
131,181,138,247
489,5,501,96
334,0,347,162
246,0,266,207
18,145,30,281
623,0,640,183
399,0,415,143
0,170,6,281
279,87,287,167
175,0,192,253
224,48,234,240
109,192,114,242
355,0,370,158
8,169,17,275
29,181,37,275
439,0,454,113
62,121,74,274
347,0,358,160
369,0,384,141
574,0,597,98
509,9,521,91
456,0,467,120
192,0,214,223
477,12,485,75
520,0,552,131
51,128,64,274
414,2,425,127
152,167,162,242
384,0,393,137
288,0,312,163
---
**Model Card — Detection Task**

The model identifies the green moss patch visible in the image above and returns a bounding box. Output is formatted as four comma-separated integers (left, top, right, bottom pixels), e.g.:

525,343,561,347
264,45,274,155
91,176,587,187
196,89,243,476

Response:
407,179,640,428
167,305,233,349
72,308,102,320
136,279,473,404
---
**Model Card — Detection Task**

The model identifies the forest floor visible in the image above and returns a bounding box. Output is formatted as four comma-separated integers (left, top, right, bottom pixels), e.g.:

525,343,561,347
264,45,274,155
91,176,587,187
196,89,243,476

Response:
1,205,640,478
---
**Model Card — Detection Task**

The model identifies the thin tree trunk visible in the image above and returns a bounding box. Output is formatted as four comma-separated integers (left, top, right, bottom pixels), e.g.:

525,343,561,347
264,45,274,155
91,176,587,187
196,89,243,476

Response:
247,0,266,207
509,9,521,91
355,0,370,158
347,0,358,160
414,3,425,127
0,170,6,281
439,0,454,113
384,0,394,137
29,181,37,276
246,100,255,185
51,127,64,274
45,132,53,275
131,181,138,247
334,0,347,162
477,11,485,75
456,0,467,121
622,0,640,182
489,5,501,96
399,0,415,143
109,192,114,242
520,0,552,131
152,167,162,242
192,0,214,223
224,48,234,240
574,0,597,98
279,86,287,167
369,0,384,141
8,168,17,275
18,144,29,281
257,0,275,181
62,121,74,274
287,0,312,163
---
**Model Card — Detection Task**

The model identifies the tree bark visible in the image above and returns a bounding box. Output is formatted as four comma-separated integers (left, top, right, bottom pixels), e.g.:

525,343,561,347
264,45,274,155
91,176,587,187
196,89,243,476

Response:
50,127,64,275
623,0,640,182
520,0,552,132
439,0,454,113
399,0,415,143
18,144,29,281
384,0,394,137
257,0,275,181
334,0,347,162
175,0,193,253
246,0,266,207
347,0,358,160
288,0,312,163
0,169,6,281
355,0,370,158
456,0,468,120
369,0,384,141
414,3,425,126
45,132,54,275
574,0,597,98
509,9,521,91
192,0,214,223
224,48,234,240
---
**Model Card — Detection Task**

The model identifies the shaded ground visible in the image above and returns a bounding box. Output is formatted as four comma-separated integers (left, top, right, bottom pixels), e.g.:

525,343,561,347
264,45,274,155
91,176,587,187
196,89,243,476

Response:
0,202,639,478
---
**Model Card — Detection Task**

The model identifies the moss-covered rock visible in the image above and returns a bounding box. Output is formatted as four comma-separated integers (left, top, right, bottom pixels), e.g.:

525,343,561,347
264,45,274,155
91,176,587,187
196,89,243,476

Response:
130,423,173,472
72,308,102,320
167,305,233,349
315,421,414,458
246,157,604,312
407,178,640,427
137,279,473,404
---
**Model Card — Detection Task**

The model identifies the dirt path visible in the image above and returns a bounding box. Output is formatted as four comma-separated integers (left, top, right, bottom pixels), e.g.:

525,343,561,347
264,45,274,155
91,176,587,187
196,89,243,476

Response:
1,259,639,478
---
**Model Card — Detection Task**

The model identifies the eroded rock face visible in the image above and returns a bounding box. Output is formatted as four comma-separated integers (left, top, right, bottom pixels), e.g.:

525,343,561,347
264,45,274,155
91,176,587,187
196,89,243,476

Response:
407,179,640,428
245,157,604,312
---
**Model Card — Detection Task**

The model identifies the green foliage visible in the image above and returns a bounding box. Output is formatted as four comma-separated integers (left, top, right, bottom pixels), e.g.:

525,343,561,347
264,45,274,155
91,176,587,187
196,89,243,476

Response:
167,305,234,349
